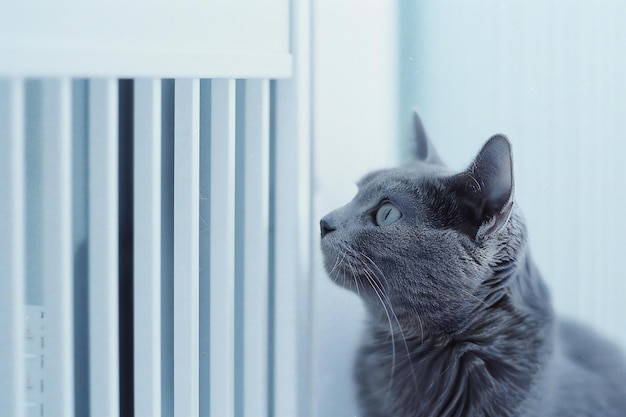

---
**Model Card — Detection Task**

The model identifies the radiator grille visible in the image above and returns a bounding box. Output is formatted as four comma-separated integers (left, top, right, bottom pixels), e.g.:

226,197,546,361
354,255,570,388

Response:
0,77,307,417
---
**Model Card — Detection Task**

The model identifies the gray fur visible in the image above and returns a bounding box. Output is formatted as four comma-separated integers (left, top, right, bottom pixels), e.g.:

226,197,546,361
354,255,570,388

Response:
320,116,626,417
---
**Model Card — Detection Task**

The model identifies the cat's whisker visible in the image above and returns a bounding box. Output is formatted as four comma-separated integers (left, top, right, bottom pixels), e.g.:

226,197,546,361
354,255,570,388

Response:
328,251,346,278
355,252,421,390
367,273,420,392
352,265,362,298
354,258,414,364
362,271,397,407
458,287,488,308
416,312,424,346
359,252,391,286
345,259,361,298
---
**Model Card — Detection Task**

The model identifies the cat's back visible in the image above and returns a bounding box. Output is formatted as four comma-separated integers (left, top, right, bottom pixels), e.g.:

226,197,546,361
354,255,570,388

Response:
535,319,626,417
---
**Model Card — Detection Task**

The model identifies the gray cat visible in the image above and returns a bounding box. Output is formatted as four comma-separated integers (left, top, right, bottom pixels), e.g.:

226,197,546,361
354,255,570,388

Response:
320,112,626,417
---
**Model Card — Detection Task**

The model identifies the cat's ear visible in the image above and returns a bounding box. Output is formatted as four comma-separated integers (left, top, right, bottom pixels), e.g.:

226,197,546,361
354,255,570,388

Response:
452,134,514,239
413,110,443,165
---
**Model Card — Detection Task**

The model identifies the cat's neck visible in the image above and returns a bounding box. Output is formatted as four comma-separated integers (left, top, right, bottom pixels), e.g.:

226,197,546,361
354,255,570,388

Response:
367,247,553,343
363,248,555,416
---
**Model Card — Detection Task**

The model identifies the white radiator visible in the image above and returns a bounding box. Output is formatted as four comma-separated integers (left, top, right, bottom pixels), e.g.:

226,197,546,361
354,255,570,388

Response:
0,1,312,416
0,75,310,417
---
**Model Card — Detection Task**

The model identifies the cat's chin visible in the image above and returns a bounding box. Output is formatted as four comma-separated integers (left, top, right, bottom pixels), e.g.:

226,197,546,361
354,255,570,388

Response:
322,258,358,291
328,274,362,293
321,239,377,294
323,262,384,300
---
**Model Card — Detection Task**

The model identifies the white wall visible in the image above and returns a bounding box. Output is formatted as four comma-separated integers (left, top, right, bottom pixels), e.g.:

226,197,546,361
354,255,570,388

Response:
409,1,626,348
311,1,398,416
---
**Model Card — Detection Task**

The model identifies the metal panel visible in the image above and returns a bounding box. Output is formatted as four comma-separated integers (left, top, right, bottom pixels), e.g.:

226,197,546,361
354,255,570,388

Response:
41,79,74,417
0,79,26,417
88,79,119,417
133,78,163,417
209,79,237,417
241,80,270,417
173,79,200,417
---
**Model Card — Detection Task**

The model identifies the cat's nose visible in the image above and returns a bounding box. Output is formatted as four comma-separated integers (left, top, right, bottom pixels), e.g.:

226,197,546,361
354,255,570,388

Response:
320,217,336,238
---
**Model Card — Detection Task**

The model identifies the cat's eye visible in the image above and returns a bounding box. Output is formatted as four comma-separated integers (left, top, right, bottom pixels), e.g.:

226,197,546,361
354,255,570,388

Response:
375,202,402,226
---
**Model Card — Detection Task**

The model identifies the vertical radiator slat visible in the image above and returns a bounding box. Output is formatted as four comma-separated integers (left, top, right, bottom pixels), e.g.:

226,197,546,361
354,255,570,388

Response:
198,79,211,417
133,78,163,417
0,79,26,417
272,84,299,417
160,79,175,417
241,79,270,417
88,79,120,417
210,79,237,417
173,79,200,417
72,79,90,417
41,79,74,417
273,56,313,414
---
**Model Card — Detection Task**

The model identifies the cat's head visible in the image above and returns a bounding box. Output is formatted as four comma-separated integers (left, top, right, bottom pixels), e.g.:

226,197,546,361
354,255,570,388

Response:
320,112,522,337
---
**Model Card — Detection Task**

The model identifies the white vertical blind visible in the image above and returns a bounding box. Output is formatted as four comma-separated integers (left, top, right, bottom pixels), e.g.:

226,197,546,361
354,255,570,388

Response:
88,79,120,417
41,79,74,417
241,79,271,417
173,78,201,417
0,79,26,417
133,78,163,417
209,79,237,417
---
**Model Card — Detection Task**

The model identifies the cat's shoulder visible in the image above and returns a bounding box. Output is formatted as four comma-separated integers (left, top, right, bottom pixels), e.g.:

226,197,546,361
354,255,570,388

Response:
551,318,626,413
556,317,626,370
520,319,626,417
